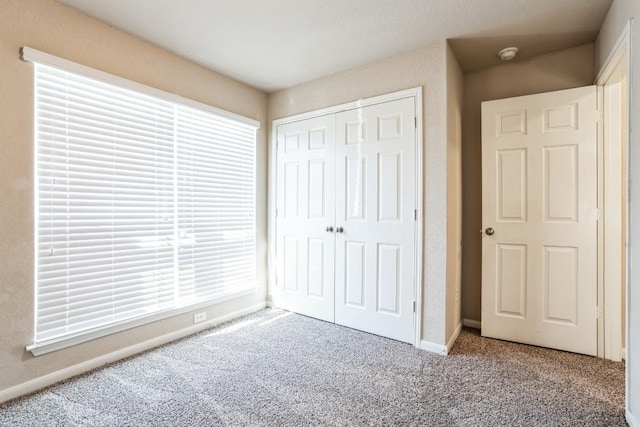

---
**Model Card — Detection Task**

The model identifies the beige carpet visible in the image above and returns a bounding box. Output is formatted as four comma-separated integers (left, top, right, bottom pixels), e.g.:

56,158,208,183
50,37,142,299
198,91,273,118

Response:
0,309,626,426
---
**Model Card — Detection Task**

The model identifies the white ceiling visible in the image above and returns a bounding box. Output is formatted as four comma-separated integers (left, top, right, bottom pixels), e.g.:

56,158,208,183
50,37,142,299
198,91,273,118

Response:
57,0,613,92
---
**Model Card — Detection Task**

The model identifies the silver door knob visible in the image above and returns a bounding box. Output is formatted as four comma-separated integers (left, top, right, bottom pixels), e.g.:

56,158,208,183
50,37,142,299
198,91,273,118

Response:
326,226,334,232
336,226,344,234
485,227,495,236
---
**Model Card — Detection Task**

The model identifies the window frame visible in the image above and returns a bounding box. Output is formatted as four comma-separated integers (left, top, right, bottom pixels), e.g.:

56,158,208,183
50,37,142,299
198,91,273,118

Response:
22,47,260,356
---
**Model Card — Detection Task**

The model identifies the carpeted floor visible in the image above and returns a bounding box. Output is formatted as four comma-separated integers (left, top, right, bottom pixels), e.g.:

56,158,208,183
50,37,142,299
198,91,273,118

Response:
0,309,626,426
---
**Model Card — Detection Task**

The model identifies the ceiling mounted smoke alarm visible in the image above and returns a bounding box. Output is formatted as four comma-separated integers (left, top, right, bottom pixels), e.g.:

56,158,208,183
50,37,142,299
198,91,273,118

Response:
498,47,519,61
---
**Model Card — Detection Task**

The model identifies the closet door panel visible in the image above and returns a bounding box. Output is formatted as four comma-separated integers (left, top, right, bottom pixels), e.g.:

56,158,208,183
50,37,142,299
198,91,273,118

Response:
334,97,417,343
274,115,336,322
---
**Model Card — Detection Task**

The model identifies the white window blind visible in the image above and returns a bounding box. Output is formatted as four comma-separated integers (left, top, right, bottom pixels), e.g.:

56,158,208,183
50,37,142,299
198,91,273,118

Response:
31,54,257,352
176,107,256,304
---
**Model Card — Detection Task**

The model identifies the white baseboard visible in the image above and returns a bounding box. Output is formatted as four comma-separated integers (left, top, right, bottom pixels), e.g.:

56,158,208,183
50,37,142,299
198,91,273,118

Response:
462,318,481,329
0,302,267,404
627,410,639,427
420,339,448,355
420,322,462,356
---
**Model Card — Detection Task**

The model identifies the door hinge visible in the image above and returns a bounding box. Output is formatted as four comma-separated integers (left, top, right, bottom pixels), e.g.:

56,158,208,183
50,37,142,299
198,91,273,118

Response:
596,306,603,319
414,209,417,221
413,301,416,313
414,117,417,128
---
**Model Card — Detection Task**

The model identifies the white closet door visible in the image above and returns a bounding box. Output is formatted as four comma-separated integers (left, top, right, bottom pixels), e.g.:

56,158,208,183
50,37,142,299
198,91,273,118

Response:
275,115,336,322
334,98,417,343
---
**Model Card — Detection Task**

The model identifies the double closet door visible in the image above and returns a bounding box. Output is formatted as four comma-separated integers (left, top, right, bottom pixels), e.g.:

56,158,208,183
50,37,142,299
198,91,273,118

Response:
275,97,417,344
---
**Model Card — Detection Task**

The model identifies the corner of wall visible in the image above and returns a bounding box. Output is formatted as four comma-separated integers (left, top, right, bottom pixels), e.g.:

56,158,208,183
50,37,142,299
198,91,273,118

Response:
444,42,464,340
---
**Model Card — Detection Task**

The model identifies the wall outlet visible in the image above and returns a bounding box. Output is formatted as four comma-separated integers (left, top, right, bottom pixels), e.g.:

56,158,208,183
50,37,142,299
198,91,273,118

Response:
193,312,207,323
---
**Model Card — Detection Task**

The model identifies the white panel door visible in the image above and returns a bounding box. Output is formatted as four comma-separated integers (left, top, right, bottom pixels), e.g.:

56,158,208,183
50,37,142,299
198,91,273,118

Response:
275,115,336,322
481,86,598,355
334,98,417,343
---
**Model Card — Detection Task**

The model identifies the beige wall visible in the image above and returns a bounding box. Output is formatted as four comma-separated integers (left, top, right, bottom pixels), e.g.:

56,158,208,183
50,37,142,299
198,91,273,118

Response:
268,42,455,346
596,0,640,419
445,43,464,341
461,43,596,322
0,0,268,395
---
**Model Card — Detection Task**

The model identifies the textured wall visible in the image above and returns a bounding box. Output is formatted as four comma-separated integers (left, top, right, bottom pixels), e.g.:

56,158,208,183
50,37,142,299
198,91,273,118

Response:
445,43,464,342
460,44,596,322
596,0,640,420
0,0,268,393
268,42,452,345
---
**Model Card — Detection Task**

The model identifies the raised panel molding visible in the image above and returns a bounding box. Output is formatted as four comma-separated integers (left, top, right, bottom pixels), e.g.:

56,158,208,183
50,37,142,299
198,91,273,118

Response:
345,241,366,307
284,162,299,217
496,110,527,137
308,159,325,219
346,121,366,145
283,237,299,292
377,243,401,314
496,244,527,318
307,239,325,298
543,103,578,132
378,114,402,140
309,128,326,149
284,132,301,152
346,156,366,221
543,246,578,325
378,152,401,222
497,149,527,222
544,145,578,222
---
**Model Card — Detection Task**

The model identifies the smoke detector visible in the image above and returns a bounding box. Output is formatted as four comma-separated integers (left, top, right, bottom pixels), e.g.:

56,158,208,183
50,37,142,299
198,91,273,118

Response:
498,47,519,61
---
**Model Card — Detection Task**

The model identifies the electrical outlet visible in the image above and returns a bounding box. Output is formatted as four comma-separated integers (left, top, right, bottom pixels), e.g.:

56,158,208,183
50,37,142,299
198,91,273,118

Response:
193,312,207,323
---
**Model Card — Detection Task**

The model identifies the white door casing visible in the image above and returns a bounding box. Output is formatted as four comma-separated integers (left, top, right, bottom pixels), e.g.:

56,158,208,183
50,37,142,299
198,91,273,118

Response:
273,92,419,345
334,98,417,344
275,115,336,322
481,86,598,356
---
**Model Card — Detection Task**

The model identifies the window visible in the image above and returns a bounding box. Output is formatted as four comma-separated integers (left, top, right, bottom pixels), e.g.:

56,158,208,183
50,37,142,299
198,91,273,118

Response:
25,48,258,354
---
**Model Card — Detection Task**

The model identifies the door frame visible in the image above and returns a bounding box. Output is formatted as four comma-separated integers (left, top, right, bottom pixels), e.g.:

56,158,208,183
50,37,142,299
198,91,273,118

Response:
595,20,631,362
268,87,424,347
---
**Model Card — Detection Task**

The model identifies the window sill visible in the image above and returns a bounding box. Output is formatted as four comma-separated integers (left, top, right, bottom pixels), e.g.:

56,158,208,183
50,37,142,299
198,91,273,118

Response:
26,287,257,356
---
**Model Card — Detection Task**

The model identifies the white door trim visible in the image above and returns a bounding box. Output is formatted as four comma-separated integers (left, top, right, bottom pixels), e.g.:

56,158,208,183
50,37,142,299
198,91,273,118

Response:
268,87,424,347
271,87,423,125
596,20,631,362
595,20,631,84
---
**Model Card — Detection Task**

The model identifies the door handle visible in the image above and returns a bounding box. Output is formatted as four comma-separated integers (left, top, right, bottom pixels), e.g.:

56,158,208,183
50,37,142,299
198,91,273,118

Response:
485,227,495,236
336,226,344,234
326,226,334,232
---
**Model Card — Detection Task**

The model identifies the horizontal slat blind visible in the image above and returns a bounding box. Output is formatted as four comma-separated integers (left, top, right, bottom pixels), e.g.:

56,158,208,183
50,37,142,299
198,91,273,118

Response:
34,63,256,345
176,107,256,304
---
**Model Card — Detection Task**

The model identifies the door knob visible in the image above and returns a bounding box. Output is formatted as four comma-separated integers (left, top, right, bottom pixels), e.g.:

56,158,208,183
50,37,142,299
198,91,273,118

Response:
326,226,334,232
485,227,495,236
336,226,344,234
